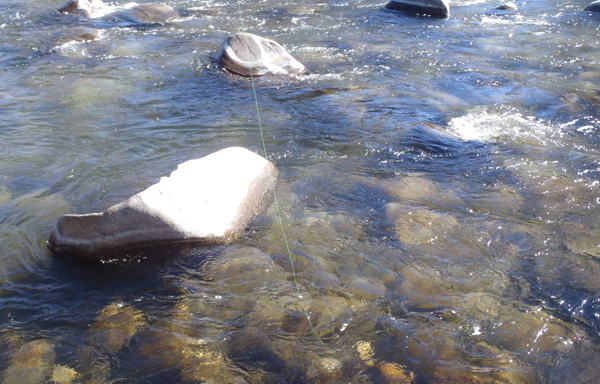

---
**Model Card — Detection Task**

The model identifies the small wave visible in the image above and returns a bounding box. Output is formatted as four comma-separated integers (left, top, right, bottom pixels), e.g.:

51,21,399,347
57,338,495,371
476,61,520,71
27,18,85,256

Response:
447,111,565,146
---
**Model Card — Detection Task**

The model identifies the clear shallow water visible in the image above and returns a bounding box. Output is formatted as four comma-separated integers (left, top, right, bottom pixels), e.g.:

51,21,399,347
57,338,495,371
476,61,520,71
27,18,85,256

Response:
2,0,600,382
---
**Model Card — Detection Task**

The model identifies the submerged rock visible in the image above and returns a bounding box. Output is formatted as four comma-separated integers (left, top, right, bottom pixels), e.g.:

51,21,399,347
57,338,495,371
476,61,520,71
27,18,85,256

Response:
90,302,146,352
2,339,56,384
58,0,106,18
51,365,78,384
126,3,179,24
0,186,11,204
385,0,450,18
47,147,278,260
496,2,519,10
377,362,415,384
216,32,306,77
585,0,600,12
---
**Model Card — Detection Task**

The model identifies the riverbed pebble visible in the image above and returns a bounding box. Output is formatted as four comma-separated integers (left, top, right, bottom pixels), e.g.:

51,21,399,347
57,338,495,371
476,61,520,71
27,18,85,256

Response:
385,0,450,18
386,203,459,245
125,3,179,24
47,147,278,260
90,302,146,352
216,32,306,76
377,362,415,383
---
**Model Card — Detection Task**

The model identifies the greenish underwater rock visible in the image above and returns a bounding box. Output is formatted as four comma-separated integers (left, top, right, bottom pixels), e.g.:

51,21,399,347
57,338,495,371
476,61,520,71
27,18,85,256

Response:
2,339,56,384
125,3,179,24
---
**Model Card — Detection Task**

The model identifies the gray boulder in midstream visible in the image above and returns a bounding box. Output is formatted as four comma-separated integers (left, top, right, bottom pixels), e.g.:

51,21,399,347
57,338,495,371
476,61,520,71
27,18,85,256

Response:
125,4,179,23
216,32,306,77
385,0,450,18
47,147,278,261
585,0,600,12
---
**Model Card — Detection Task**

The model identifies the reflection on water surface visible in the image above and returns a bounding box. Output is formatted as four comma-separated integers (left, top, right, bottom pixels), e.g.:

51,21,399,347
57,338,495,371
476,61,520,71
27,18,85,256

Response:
2,0,600,382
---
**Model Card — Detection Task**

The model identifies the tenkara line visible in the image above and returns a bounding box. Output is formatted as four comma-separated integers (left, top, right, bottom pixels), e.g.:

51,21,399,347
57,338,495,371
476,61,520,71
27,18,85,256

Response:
235,1,324,344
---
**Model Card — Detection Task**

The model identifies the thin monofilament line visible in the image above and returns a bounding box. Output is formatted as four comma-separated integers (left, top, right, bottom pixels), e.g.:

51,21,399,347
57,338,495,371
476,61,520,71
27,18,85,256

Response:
235,1,324,344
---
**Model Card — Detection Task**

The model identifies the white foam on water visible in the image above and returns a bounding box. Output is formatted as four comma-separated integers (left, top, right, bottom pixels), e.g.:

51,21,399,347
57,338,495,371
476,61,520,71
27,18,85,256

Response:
85,2,139,19
447,111,565,146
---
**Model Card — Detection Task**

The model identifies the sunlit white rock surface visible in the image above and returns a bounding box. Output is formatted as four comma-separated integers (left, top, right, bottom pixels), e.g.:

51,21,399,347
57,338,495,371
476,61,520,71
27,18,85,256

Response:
47,147,278,260
125,3,179,23
216,32,306,76
59,0,107,18
385,0,450,18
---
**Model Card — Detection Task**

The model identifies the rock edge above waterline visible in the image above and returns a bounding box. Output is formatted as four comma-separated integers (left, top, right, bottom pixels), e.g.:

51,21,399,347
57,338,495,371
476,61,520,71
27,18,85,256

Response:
59,0,179,23
585,0,600,12
47,147,278,261
216,32,306,77
385,0,450,18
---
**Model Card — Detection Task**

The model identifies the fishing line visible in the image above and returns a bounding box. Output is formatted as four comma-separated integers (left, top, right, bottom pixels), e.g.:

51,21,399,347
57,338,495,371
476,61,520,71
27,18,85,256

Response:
235,1,324,345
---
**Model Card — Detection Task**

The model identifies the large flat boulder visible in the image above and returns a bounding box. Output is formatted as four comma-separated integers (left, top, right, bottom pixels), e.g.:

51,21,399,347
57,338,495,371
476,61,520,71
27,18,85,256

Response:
216,32,306,77
385,0,450,18
47,147,278,261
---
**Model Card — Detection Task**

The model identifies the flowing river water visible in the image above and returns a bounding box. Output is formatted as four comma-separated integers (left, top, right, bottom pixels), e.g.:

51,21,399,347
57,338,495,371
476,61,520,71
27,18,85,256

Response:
2,0,600,383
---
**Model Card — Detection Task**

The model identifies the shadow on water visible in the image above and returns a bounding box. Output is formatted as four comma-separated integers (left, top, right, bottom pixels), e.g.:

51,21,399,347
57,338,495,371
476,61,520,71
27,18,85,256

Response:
0,243,219,383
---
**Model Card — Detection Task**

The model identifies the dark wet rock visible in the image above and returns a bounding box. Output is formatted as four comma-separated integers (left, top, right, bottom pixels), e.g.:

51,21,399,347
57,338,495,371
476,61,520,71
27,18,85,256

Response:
585,0,600,12
47,147,278,260
126,3,179,24
216,32,306,77
385,0,450,18
496,2,519,10
58,0,106,18
57,27,102,44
